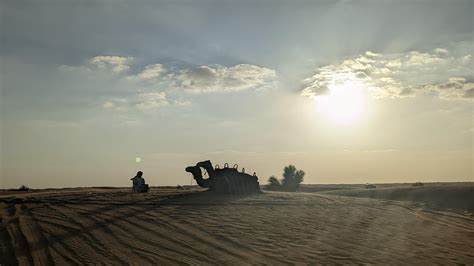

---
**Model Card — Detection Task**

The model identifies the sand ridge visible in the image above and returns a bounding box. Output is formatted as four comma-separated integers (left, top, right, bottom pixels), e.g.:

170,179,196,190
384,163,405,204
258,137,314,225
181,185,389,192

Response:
1,187,474,264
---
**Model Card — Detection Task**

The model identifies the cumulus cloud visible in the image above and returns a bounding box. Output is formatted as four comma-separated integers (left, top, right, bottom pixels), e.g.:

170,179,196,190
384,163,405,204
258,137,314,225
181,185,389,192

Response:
461,54,471,65
430,77,474,99
176,64,277,93
60,55,132,74
302,46,473,100
129,64,164,80
89,56,132,72
63,56,277,112
65,57,276,93
100,63,276,111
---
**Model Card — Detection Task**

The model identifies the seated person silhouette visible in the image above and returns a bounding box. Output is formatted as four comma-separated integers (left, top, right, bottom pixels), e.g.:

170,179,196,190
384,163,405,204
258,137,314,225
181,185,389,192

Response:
131,171,149,193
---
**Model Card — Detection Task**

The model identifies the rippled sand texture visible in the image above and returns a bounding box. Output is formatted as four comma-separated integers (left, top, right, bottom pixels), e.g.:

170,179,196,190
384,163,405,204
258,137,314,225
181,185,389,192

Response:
1,188,473,264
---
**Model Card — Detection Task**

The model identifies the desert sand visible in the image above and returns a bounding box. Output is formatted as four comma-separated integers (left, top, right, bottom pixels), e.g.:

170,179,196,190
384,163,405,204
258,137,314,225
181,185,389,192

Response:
1,185,474,264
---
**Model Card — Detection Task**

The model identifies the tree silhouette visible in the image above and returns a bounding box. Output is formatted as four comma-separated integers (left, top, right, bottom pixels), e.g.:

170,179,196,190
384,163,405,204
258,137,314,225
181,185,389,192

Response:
267,176,281,190
266,165,305,192
281,165,305,191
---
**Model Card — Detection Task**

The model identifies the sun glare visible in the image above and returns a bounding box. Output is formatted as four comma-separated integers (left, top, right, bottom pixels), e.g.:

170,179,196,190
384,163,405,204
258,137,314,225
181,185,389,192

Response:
314,80,366,124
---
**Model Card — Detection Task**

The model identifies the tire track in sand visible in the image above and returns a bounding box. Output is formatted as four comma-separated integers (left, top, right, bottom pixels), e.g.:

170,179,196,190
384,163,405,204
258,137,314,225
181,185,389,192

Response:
0,203,18,265
72,204,215,264
1,202,34,265
44,203,126,264
69,204,182,264
16,204,54,265
131,205,292,264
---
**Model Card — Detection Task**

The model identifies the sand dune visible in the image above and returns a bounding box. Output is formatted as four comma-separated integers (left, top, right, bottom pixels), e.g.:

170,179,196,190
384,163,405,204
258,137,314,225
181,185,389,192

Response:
320,184,474,213
1,187,473,264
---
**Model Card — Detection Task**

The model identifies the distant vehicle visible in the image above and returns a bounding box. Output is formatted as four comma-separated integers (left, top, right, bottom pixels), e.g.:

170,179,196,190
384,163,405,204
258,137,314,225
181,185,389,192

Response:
412,182,424,187
365,183,376,189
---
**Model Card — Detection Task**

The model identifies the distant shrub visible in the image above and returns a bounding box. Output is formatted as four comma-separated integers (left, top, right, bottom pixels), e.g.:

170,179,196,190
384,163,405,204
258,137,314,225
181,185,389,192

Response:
413,182,424,187
266,165,305,192
266,176,282,190
18,185,29,191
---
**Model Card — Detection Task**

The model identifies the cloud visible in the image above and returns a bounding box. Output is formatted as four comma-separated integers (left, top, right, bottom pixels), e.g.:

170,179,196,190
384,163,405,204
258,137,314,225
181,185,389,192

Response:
129,64,164,80
135,92,169,110
89,56,132,72
176,64,277,93
65,57,276,93
433,48,449,57
430,77,474,99
102,98,130,111
102,101,116,109
63,56,278,113
102,93,169,112
461,54,471,64
60,55,132,74
405,51,443,66
302,45,473,100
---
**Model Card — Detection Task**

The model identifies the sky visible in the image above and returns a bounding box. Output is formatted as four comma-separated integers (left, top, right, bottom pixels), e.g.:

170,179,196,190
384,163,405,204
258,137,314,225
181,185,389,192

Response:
1,0,473,188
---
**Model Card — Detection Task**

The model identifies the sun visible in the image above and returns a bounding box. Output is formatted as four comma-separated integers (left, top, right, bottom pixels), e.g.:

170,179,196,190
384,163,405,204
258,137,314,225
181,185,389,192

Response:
314,80,366,124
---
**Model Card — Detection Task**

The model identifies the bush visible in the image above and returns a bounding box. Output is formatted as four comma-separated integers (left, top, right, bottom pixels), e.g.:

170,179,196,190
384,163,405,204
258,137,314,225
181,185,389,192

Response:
266,165,305,192
413,182,424,187
19,185,29,191
266,176,282,190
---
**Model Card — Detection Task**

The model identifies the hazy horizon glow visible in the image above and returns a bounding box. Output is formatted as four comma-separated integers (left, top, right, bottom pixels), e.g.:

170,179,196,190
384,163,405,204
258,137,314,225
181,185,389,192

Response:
1,0,473,188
